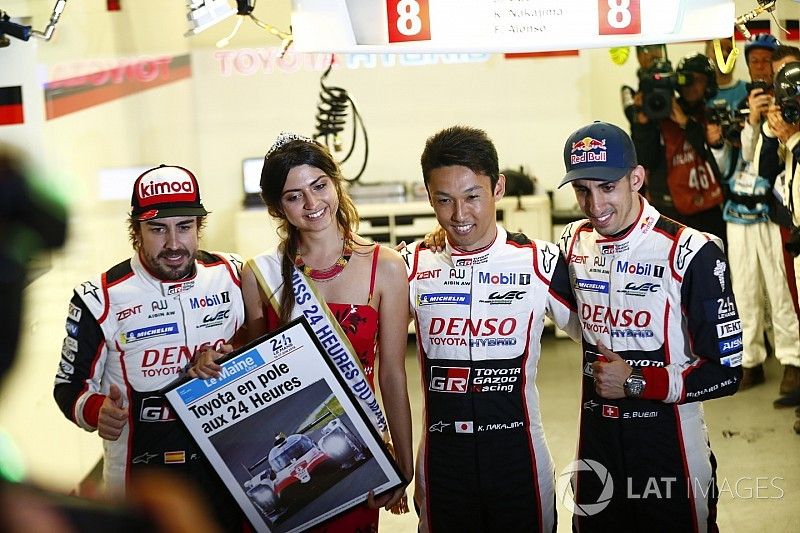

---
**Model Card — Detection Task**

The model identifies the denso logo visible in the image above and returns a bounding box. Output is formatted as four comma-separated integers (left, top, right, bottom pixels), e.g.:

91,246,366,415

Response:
189,291,230,309
580,304,651,327
429,317,516,336
429,366,470,393
139,177,195,199
140,339,225,378
616,261,665,278
418,293,470,305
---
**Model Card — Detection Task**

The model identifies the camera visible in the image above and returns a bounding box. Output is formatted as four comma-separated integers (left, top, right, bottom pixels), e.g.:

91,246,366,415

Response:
745,80,771,94
705,100,745,142
638,59,676,120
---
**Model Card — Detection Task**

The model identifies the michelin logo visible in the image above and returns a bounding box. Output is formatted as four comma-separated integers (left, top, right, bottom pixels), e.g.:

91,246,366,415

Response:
575,279,609,293
418,293,471,306
121,323,179,344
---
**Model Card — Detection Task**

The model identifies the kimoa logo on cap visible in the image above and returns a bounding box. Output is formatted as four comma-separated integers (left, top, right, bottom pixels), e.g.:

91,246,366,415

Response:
138,176,195,200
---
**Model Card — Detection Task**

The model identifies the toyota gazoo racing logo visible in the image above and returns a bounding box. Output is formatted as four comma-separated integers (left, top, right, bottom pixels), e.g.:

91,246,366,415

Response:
429,366,470,393
557,459,613,516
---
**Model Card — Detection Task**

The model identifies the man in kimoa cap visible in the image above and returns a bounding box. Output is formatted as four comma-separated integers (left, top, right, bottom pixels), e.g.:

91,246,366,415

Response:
53,165,246,530
557,122,742,532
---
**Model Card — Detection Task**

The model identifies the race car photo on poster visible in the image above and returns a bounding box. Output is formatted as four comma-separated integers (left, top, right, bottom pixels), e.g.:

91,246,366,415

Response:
163,318,404,533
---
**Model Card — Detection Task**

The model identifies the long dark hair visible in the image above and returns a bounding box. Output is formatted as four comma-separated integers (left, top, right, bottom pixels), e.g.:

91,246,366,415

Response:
260,139,359,324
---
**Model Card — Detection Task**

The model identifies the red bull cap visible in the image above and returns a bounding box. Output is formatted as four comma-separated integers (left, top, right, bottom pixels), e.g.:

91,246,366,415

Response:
559,121,637,188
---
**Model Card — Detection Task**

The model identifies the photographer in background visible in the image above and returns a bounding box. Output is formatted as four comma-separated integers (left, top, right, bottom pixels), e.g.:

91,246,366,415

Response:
705,37,748,111
723,35,800,412
621,44,665,125
764,59,800,424
631,52,729,247
735,46,800,411
741,34,780,161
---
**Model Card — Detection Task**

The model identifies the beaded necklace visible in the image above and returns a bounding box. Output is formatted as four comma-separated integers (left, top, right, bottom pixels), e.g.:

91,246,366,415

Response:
295,240,353,282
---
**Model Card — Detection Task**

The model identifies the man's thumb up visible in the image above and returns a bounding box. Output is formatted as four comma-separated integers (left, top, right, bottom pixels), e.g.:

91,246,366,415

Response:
597,342,623,362
108,384,124,408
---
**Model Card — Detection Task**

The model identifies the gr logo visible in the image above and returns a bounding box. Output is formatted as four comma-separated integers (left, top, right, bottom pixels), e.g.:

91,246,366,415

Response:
556,459,613,516
429,366,470,393
139,396,175,422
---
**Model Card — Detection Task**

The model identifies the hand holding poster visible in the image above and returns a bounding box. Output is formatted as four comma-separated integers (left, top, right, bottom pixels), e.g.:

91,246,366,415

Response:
164,318,404,533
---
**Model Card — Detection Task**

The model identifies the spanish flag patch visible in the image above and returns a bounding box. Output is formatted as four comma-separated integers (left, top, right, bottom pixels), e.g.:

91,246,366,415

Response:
164,451,186,464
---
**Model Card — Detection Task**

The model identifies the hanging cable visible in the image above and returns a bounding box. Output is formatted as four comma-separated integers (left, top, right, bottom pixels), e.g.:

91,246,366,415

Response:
314,61,369,183
209,0,293,56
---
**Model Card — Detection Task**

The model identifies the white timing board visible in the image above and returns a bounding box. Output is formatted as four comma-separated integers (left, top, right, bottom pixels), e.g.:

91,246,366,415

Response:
290,0,735,53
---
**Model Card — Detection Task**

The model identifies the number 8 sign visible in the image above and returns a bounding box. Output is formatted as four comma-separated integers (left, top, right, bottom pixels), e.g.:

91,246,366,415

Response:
598,0,641,35
387,0,431,43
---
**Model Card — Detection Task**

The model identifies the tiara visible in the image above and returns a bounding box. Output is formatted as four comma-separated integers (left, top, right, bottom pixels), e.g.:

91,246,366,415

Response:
266,132,314,158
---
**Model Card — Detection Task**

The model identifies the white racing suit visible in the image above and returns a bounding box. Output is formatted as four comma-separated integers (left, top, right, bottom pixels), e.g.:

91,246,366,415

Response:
559,198,742,532
53,251,245,527
727,122,800,370
404,226,579,532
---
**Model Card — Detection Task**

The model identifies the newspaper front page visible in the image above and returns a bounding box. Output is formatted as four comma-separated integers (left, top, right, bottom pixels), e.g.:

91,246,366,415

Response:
164,318,403,532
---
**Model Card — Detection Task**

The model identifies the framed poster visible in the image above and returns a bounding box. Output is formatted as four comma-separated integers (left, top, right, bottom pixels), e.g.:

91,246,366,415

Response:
164,317,404,533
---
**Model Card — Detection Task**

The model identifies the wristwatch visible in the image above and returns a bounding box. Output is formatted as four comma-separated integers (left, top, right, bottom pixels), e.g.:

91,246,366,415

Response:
623,368,646,398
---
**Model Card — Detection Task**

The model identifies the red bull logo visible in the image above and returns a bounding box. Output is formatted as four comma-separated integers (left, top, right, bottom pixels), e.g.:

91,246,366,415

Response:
570,136,608,165
571,136,606,153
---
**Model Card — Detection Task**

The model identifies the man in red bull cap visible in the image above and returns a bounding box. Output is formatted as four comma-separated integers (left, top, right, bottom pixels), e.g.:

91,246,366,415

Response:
53,165,246,531
558,121,742,532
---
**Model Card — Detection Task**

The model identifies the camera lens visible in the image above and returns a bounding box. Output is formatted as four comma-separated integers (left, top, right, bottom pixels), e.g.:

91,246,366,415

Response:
649,95,667,112
782,102,800,124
